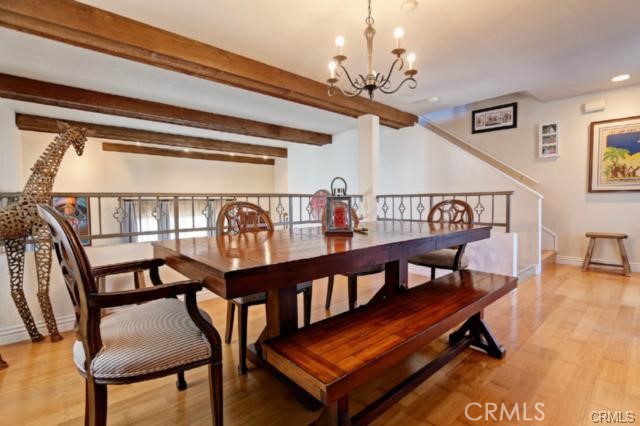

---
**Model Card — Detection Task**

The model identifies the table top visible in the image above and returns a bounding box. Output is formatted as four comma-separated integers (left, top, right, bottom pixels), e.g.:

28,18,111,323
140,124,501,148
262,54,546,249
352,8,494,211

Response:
152,221,491,298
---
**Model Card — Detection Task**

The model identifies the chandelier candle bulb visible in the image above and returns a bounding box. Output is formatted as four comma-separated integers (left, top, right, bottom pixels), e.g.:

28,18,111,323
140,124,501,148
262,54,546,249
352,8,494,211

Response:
393,27,404,48
328,61,337,78
407,53,416,70
335,35,345,55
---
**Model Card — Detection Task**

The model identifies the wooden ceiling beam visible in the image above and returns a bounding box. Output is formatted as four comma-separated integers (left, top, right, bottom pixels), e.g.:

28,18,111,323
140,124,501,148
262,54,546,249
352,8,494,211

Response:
16,114,288,158
102,142,275,165
0,0,418,129
0,73,330,146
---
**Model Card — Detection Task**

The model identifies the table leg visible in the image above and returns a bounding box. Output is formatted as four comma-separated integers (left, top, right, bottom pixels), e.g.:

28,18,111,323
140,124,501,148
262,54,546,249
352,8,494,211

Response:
368,258,408,305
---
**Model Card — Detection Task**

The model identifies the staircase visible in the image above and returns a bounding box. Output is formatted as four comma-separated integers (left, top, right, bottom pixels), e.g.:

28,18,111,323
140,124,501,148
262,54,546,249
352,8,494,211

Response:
541,250,557,270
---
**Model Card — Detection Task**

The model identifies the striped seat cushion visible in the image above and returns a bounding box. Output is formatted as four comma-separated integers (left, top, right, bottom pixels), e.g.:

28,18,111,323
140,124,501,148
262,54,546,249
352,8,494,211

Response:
73,298,212,379
232,281,312,304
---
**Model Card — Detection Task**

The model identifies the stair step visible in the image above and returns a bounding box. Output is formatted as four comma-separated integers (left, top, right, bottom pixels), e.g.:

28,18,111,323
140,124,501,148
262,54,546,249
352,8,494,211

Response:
541,250,557,267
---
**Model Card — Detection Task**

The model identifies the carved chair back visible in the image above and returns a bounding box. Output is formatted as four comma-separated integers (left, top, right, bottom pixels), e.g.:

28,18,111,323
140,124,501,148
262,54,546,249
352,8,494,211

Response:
37,204,102,367
428,200,474,225
216,201,274,236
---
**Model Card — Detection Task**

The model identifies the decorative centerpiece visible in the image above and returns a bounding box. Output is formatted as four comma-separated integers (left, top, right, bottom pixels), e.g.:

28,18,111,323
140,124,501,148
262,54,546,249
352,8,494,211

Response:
324,177,354,236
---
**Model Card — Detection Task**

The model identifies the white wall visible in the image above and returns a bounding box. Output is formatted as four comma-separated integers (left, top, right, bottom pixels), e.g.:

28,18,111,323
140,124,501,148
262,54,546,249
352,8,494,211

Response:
21,131,275,193
427,84,640,266
287,128,359,193
0,103,21,191
380,124,540,274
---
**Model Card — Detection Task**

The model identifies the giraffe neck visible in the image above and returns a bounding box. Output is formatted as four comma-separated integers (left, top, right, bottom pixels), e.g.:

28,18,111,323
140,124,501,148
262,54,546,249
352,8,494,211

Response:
21,134,72,203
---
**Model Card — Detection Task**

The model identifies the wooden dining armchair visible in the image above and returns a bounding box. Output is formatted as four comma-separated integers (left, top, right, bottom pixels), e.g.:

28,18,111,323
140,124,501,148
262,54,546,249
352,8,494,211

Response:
217,201,312,374
37,205,223,426
323,204,386,311
409,199,474,279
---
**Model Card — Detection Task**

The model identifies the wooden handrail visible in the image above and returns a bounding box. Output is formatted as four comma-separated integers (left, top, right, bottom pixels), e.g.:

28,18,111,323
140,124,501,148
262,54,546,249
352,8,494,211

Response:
419,118,540,188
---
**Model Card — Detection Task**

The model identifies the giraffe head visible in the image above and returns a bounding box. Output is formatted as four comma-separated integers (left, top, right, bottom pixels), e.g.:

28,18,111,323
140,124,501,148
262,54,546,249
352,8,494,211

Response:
57,122,88,156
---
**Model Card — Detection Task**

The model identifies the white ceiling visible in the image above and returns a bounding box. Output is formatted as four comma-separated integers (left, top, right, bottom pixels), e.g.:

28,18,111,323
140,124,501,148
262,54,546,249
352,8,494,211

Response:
73,0,640,113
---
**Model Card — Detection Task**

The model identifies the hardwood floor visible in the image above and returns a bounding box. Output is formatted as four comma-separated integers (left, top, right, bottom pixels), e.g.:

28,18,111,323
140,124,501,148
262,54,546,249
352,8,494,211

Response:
1,264,639,425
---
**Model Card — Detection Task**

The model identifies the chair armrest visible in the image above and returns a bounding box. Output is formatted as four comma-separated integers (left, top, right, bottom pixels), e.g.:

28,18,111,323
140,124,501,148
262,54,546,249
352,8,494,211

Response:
92,258,165,278
88,280,203,309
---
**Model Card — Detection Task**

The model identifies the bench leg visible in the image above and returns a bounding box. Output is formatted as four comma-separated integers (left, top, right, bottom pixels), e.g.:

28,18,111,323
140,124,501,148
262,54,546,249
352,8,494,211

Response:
582,237,596,271
347,275,358,311
450,313,505,359
312,397,351,426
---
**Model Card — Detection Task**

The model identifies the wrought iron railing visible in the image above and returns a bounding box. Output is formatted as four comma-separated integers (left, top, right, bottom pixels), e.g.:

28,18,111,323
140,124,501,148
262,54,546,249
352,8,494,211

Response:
0,192,364,246
376,191,513,232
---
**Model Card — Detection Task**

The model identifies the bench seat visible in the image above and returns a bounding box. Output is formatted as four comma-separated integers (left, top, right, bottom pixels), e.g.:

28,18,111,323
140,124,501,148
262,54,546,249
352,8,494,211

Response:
263,270,517,425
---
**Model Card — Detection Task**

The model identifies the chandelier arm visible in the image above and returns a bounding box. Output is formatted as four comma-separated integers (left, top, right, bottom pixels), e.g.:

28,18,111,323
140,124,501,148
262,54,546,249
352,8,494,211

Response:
378,77,417,94
338,64,365,89
378,57,403,90
338,85,365,97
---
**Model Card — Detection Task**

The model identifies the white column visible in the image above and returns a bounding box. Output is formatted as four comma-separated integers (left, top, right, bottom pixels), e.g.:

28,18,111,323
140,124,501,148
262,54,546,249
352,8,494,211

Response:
357,114,380,221
273,157,289,193
0,102,21,191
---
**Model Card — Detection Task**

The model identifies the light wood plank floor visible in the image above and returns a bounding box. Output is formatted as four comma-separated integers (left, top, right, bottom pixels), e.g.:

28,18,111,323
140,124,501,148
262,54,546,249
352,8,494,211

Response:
1,264,639,425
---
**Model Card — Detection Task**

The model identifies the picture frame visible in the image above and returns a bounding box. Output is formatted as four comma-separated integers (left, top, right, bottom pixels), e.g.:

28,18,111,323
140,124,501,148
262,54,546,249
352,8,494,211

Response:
472,102,518,134
539,122,559,158
52,196,92,246
588,115,640,192
324,196,353,236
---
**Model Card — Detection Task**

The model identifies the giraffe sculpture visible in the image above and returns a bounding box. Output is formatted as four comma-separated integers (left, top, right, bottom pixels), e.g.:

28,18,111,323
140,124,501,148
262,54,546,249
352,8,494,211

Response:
0,123,87,368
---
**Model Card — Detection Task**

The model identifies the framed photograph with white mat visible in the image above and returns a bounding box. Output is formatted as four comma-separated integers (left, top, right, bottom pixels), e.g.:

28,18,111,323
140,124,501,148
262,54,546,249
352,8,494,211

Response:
539,122,559,158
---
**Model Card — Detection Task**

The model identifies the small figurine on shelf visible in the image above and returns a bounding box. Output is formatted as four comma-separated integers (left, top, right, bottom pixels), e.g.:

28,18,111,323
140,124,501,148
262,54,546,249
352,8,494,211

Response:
324,177,354,236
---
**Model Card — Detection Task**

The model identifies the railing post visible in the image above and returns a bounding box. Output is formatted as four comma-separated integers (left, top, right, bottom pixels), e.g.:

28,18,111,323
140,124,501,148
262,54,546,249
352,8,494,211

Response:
505,194,511,233
173,196,180,240
288,195,294,232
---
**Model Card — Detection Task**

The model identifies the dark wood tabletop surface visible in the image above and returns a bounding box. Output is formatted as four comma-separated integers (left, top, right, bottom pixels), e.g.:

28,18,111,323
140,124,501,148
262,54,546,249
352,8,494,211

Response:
152,221,491,300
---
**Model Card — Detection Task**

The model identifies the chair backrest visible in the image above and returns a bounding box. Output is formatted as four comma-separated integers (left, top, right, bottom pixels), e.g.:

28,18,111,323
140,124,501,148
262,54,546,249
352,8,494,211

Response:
427,200,474,225
37,204,102,361
216,201,274,236
310,189,330,221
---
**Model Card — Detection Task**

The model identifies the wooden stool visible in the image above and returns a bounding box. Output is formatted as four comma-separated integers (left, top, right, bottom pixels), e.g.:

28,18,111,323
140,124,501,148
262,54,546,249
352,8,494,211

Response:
582,232,631,276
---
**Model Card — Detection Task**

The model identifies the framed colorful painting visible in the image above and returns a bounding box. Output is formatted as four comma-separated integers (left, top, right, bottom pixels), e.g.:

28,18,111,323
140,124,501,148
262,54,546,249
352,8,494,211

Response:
52,196,92,245
589,116,640,192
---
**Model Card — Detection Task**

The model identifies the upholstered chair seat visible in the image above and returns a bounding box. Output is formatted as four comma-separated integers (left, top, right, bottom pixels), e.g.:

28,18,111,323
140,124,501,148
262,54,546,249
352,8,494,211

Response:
409,249,469,269
73,298,212,380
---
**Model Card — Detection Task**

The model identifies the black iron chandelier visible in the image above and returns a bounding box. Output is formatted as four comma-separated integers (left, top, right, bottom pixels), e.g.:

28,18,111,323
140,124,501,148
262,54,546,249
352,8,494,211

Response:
327,0,418,100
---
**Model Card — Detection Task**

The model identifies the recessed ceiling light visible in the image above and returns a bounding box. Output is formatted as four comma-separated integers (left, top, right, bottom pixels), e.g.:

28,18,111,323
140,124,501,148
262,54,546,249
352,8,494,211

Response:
401,0,418,11
611,74,630,82
426,96,440,103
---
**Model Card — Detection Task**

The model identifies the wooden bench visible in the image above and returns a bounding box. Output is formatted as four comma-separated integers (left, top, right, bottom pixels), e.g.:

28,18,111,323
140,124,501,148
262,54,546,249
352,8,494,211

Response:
263,270,517,426
583,232,631,276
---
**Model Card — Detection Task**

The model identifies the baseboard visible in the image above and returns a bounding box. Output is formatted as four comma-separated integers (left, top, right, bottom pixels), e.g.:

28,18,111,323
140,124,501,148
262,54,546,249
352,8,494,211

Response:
556,255,640,272
0,314,76,346
517,264,537,281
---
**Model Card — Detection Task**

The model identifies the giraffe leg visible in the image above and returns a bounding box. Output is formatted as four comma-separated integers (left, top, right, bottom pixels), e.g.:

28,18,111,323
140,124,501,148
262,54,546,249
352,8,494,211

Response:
5,237,44,342
34,224,62,342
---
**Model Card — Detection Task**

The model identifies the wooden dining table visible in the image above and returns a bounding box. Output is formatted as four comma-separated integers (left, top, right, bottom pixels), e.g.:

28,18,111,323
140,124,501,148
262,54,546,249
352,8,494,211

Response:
152,221,492,360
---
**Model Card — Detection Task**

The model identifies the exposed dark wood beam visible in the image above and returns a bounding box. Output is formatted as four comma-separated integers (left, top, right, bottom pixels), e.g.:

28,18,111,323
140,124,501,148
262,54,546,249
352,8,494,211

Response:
0,0,418,129
0,73,330,146
16,114,288,158
102,142,275,165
